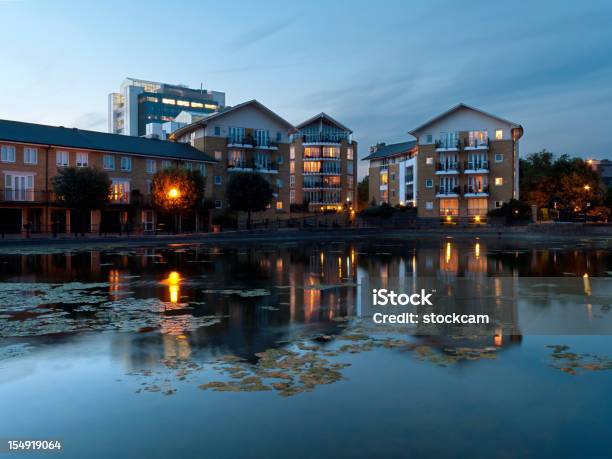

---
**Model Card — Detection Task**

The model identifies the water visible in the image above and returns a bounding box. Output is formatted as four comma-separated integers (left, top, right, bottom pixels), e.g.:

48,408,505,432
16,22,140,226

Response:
1,236,612,458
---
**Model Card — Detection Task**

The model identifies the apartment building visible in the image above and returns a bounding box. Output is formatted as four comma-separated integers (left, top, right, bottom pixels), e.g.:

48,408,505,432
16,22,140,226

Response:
364,141,417,206
108,78,226,136
364,104,523,222
0,119,214,234
171,101,358,216
289,113,358,212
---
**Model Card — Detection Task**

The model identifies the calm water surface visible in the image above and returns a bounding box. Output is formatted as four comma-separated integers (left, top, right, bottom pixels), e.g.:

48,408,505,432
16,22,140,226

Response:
1,237,612,459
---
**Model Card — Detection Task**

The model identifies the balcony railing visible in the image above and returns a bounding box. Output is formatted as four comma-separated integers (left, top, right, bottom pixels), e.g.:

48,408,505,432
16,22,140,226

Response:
435,140,460,150
464,137,489,149
435,186,461,195
302,183,342,189
436,162,459,172
294,134,350,144
0,190,65,203
464,160,489,171
464,185,489,194
227,136,254,146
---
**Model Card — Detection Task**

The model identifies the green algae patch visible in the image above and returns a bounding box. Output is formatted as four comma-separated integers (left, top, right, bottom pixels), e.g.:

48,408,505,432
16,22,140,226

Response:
546,344,612,375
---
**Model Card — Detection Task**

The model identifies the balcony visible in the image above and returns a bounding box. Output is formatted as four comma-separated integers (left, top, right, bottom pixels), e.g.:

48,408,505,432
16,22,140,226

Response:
254,138,278,150
227,136,254,148
303,155,341,161
435,162,460,175
435,185,460,198
227,160,252,171
463,138,489,150
303,183,341,190
303,169,341,175
435,140,459,151
463,161,489,173
464,185,489,197
0,190,56,203
294,134,350,145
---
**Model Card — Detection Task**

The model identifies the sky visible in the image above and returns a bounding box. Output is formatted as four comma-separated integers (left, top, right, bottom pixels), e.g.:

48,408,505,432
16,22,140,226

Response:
1,0,611,179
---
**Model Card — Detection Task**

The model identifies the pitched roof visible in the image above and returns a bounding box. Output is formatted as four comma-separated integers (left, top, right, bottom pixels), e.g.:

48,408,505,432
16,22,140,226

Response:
408,103,520,136
362,141,417,161
295,112,352,133
171,99,295,138
0,119,215,162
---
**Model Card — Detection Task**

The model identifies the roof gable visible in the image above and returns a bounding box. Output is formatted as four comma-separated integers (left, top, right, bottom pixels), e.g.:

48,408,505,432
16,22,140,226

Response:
362,141,417,161
295,112,352,133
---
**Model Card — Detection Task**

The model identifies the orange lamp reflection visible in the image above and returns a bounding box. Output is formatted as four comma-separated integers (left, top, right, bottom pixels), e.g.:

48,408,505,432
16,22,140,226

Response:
165,271,181,303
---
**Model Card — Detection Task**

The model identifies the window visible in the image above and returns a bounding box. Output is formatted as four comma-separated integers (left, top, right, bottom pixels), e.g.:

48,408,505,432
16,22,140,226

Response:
276,131,282,142
214,175,222,185
4,173,34,201
276,179,283,188
426,134,433,144
214,151,222,161
426,157,433,165
120,156,132,171
290,190,295,203
425,179,433,188
495,153,504,163
1,145,16,162
391,190,395,197
426,201,433,210
347,147,354,160
110,179,130,203
494,177,503,186
144,96,158,103
214,200,222,209
191,102,204,108
146,159,156,174
76,152,88,167
290,147,295,160
290,175,295,188
103,155,115,170
162,98,176,105
495,201,503,208
347,161,353,174
146,180,152,194
290,161,295,174
390,173,395,181
495,129,503,140
277,155,283,164
214,126,221,136
162,160,173,169
276,201,283,210
184,162,193,171
199,163,206,176
348,176,354,189
56,151,69,167
23,147,37,164
177,100,190,107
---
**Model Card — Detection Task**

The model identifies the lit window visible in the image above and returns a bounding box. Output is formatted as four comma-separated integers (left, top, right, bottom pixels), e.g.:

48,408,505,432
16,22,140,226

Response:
205,104,217,110
426,201,433,210
426,157,433,165
110,179,130,203
162,160,173,169
56,151,69,167
191,102,203,108
276,201,283,210
214,175,222,185
290,147,295,160
1,145,16,163
496,201,503,208
290,175,295,188
495,129,503,140
146,159,156,174
214,151,222,160
120,156,132,171
495,153,504,163
177,100,190,107
425,179,433,188
347,147,354,160
214,200,222,209
103,155,115,170
381,173,388,185
290,161,295,174
76,152,88,167
144,96,158,103
495,177,503,186
24,147,38,164
162,98,176,105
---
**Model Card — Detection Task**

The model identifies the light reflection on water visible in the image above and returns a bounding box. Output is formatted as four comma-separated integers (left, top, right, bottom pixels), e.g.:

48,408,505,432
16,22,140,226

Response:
1,238,612,458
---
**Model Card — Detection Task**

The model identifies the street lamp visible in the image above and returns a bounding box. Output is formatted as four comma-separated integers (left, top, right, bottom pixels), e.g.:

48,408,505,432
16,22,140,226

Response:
584,185,591,191
167,187,180,199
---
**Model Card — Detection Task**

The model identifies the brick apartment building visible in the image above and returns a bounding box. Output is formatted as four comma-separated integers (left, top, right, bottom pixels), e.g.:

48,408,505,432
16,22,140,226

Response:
0,119,214,234
364,104,523,222
171,100,358,215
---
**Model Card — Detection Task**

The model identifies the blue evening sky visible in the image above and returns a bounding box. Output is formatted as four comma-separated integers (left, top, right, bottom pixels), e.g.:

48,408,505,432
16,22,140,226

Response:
1,0,611,178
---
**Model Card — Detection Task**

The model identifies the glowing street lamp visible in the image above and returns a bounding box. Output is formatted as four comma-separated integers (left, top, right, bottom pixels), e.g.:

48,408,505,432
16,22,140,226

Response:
167,187,180,199
583,185,591,191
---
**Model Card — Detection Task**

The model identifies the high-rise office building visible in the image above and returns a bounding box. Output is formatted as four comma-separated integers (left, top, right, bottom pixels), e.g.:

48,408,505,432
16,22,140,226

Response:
108,78,225,137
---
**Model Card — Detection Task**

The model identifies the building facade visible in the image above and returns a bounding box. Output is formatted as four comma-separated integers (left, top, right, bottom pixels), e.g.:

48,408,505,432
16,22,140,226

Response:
290,113,358,212
0,119,214,234
171,101,358,217
364,104,523,222
108,78,226,137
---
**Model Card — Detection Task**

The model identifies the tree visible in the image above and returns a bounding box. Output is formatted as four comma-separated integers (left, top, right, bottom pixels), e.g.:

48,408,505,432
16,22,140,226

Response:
52,167,111,235
487,199,532,222
151,167,205,232
226,172,273,229
357,175,369,210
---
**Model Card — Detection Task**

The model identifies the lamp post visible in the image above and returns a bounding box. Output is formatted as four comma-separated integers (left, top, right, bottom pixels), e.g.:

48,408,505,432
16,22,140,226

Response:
167,187,181,233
